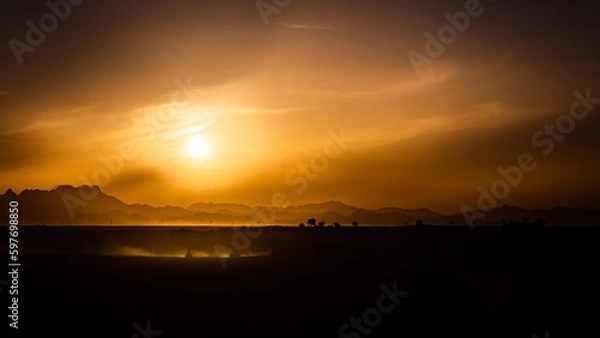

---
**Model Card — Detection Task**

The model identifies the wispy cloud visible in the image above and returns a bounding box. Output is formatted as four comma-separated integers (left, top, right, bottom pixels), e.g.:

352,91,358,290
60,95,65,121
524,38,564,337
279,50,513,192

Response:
0,119,70,137
358,116,456,149
219,106,311,115
263,65,457,99
0,102,110,137
448,102,542,132
280,22,335,30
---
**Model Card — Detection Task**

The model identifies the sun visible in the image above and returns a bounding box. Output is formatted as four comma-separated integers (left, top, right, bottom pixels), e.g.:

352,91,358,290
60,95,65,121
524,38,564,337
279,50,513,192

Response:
187,136,209,158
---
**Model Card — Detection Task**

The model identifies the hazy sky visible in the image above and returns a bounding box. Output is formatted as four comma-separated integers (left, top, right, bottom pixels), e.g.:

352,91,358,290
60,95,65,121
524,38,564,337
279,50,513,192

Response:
1,0,599,213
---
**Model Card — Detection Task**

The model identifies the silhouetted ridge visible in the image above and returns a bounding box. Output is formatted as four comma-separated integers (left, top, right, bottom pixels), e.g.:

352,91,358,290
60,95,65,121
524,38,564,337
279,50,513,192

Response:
0,187,598,226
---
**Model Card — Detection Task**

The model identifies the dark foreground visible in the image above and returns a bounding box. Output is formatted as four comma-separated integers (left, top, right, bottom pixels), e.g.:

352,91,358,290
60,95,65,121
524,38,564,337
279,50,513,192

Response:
2,226,599,337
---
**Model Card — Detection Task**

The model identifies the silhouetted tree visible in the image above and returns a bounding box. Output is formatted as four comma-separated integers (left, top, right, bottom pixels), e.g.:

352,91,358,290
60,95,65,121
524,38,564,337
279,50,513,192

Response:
501,217,545,230
352,220,358,227
332,222,341,228
530,217,545,228
317,221,325,228
501,218,521,229
307,218,317,227
299,223,305,228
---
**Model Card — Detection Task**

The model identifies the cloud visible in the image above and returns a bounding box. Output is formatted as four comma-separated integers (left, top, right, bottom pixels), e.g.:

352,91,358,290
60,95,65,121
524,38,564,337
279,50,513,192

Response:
280,22,335,30
0,133,58,171
218,107,311,115
0,120,71,137
0,102,111,137
127,102,311,144
262,65,458,100
372,66,458,97
105,168,164,191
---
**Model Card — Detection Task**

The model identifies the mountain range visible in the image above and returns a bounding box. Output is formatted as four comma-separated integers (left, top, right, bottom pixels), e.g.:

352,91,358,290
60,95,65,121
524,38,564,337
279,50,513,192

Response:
1,185,598,226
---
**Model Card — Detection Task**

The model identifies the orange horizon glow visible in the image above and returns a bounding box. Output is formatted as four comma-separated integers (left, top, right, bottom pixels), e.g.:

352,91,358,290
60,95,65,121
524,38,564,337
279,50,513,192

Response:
1,1,600,214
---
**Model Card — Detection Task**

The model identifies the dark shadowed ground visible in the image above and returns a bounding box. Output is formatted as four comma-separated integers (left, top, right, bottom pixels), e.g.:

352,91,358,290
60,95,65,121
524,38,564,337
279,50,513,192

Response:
2,226,599,337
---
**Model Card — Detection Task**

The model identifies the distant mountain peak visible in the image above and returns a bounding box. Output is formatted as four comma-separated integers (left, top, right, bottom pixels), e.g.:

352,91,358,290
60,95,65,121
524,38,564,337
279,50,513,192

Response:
52,185,76,191
50,184,102,192
1,186,598,226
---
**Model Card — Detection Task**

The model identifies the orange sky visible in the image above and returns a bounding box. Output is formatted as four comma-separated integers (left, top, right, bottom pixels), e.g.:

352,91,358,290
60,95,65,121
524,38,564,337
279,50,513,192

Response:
1,0,600,214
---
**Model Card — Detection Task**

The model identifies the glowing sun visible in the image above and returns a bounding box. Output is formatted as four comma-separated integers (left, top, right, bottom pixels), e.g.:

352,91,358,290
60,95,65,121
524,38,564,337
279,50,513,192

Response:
187,136,209,157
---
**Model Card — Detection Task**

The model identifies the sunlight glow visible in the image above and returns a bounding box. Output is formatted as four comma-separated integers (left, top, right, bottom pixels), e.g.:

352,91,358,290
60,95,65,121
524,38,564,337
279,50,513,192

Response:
188,136,209,157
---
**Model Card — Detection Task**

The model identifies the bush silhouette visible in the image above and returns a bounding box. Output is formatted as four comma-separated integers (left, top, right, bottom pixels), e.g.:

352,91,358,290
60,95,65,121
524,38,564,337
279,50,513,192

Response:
501,217,545,230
